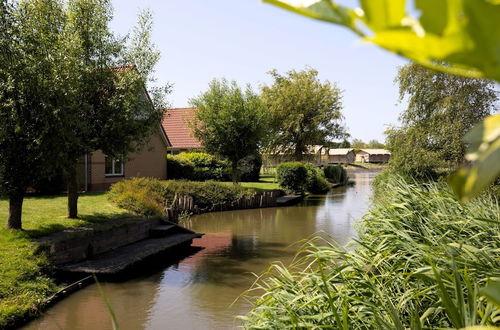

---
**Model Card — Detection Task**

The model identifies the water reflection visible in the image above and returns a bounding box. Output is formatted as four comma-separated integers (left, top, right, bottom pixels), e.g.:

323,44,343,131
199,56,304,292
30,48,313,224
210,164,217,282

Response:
22,171,377,330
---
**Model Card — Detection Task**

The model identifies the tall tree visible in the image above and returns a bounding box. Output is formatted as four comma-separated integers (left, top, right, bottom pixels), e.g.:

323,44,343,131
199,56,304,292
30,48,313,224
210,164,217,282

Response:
0,0,71,229
63,3,168,218
386,63,498,177
261,68,346,161
190,78,268,183
351,139,367,149
367,139,385,149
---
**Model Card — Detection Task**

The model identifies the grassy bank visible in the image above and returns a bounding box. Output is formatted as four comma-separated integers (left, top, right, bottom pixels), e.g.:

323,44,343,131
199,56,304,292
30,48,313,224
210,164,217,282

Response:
0,192,130,328
242,174,500,328
223,175,280,192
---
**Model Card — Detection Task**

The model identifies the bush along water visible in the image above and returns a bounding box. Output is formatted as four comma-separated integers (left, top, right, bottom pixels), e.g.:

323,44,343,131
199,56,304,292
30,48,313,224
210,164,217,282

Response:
323,164,348,185
240,175,500,329
276,162,330,195
304,163,330,194
108,177,250,216
276,162,309,194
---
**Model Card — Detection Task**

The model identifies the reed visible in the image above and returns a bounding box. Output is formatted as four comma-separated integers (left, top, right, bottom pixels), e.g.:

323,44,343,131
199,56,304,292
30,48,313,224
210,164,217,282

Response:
240,175,500,329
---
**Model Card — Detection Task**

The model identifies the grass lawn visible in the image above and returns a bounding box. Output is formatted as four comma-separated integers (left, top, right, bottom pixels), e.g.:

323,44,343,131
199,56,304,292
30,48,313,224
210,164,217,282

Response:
0,192,131,238
223,174,280,192
0,192,130,328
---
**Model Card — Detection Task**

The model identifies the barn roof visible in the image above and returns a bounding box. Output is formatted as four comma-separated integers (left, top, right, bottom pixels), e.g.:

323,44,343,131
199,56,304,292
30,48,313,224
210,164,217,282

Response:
360,149,391,155
161,107,203,149
328,148,354,156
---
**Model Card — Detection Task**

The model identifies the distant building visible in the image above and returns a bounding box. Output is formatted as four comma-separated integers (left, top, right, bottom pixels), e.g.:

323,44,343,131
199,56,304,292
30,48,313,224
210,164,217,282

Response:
161,107,203,154
355,149,391,163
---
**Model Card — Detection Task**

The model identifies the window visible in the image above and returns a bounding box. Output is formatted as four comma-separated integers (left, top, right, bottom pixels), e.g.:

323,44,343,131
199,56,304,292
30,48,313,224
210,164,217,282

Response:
105,156,124,176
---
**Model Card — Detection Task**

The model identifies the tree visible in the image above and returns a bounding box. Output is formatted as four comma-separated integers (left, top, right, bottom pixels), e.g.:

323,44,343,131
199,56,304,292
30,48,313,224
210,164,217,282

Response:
63,3,168,218
367,139,385,149
386,63,497,177
262,68,346,161
0,0,72,229
190,78,268,183
351,139,367,149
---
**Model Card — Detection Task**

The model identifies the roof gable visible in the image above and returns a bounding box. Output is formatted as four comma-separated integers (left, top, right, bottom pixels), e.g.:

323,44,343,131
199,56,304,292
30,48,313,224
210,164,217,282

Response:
161,108,202,149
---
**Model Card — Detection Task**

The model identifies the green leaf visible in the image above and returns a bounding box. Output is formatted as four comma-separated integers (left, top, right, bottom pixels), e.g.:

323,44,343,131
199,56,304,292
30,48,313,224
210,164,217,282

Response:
262,0,360,32
360,0,406,30
448,114,500,202
416,0,448,35
479,278,500,308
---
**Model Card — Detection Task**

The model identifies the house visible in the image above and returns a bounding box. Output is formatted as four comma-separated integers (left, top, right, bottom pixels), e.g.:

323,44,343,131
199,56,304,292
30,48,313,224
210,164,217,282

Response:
161,107,203,154
82,124,170,191
355,149,391,163
326,148,356,164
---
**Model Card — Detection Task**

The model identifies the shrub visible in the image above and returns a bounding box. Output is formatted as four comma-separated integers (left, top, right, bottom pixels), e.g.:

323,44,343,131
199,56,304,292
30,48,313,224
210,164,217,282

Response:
166,154,194,180
109,178,249,215
175,152,231,181
323,165,348,184
304,163,330,194
162,180,248,209
276,162,308,194
239,154,263,182
108,177,166,216
242,175,500,328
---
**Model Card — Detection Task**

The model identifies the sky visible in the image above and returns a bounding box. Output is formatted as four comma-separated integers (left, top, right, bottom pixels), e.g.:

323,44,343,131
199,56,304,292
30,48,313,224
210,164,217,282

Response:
110,0,409,143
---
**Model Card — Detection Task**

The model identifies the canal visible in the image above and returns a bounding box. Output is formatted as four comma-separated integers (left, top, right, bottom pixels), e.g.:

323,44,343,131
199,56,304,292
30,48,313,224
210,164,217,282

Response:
22,171,377,330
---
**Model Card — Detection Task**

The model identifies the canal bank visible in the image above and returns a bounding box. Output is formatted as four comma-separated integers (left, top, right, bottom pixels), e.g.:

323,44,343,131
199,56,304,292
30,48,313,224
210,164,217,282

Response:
21,171,377,330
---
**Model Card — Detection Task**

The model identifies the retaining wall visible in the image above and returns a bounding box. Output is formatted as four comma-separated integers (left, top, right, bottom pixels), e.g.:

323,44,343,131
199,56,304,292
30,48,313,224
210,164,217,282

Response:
36,217,163,266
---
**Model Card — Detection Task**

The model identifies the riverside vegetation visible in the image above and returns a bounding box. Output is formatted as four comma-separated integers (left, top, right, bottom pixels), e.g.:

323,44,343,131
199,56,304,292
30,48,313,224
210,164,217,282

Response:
241,173,500,329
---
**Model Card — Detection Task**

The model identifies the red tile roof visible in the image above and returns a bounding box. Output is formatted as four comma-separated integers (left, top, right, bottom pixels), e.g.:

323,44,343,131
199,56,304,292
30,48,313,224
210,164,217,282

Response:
161,107,203,149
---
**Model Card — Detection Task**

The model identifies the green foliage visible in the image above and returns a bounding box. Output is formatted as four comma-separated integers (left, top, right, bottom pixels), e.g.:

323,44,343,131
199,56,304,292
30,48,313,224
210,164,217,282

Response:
367,139,385,148
276,162,309,194
239,154,263,182
177,152,230,181
304,163,330,194
0,0,73,227
0,230,56,329
167,152,231,181
323,164,348,184
166,154,194,180
449,114,500,202
242,175,500,328
190,79,268,182
262,68,346,161
351,138,367,148
386,63,497,178
109,178,250,215
108,177,166,216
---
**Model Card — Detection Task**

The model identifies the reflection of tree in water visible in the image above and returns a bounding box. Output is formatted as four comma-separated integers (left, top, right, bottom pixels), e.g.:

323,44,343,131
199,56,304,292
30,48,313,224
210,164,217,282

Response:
186,202,322,289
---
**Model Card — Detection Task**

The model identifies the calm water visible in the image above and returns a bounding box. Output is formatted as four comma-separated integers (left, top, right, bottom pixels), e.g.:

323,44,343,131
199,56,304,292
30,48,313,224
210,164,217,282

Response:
22,171,377,330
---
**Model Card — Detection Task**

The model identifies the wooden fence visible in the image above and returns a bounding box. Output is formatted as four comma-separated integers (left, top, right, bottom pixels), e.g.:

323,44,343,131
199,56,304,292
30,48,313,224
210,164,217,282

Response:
165,190,282,221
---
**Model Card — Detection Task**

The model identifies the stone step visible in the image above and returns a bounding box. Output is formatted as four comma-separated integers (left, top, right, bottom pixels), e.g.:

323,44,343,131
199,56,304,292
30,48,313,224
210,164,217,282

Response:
150,225,177,238
59,232,202,275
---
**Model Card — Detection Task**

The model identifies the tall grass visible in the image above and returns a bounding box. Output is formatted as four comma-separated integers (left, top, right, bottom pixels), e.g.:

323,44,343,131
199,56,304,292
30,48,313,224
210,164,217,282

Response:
241,175,500,329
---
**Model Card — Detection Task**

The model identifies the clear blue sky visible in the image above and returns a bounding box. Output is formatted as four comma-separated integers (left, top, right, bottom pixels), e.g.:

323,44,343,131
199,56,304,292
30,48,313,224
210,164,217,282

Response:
110,0,408,143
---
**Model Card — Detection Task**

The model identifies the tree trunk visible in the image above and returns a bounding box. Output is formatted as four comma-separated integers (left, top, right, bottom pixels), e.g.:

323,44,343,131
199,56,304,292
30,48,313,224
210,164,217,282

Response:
67,164,79,219
294,146,303,161
231,160,240,184
7,192,24,230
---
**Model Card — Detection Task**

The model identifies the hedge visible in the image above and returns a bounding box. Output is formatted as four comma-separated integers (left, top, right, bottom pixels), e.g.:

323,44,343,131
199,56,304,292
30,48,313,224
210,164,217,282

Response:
167,152,262,182
108,177,250,216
